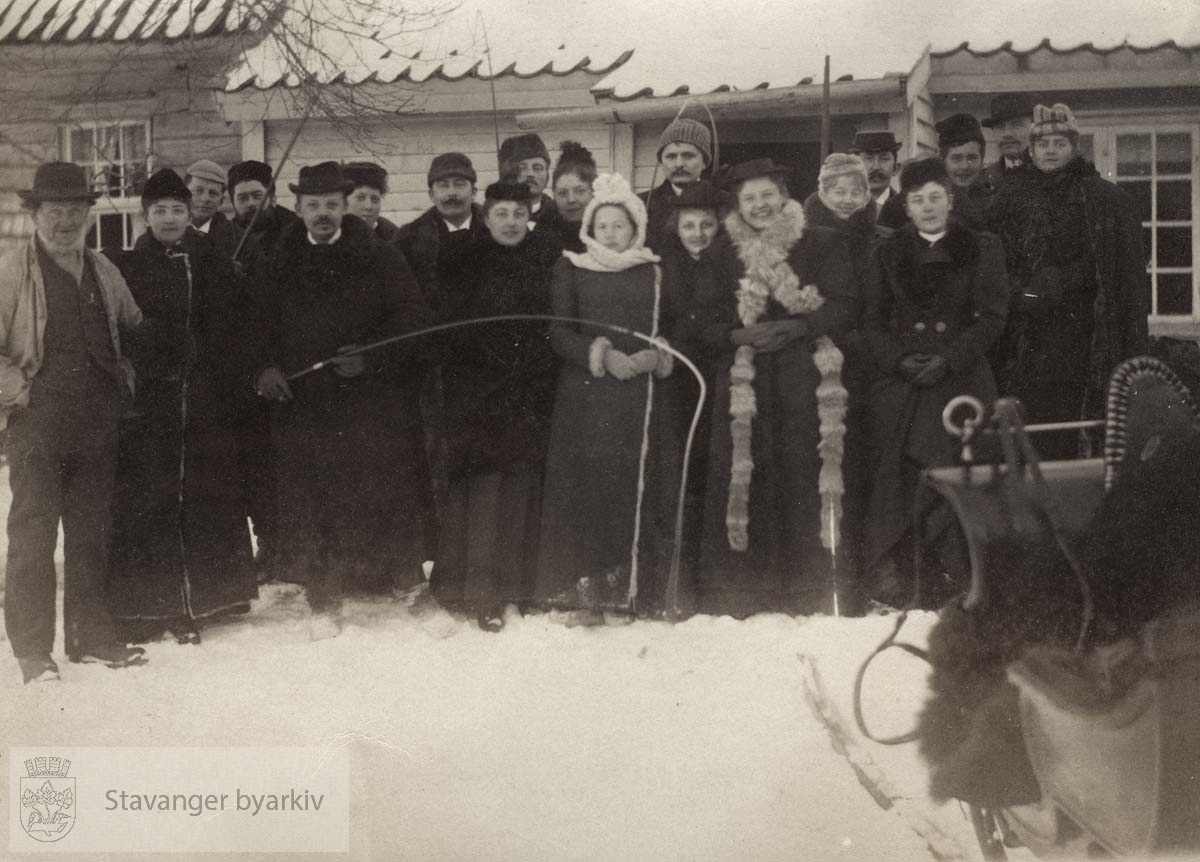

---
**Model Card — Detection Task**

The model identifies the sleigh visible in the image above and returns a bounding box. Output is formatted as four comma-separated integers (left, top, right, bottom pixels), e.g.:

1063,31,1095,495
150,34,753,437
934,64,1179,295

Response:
919,357,1200,860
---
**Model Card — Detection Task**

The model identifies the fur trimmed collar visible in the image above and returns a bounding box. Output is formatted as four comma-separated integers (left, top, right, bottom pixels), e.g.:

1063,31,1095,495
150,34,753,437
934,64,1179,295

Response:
724,198,806,254
885,220,979,269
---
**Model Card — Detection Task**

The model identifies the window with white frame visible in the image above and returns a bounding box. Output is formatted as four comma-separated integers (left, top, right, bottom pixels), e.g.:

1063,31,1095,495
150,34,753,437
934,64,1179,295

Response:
1082,123,1198,335
59,120,153,251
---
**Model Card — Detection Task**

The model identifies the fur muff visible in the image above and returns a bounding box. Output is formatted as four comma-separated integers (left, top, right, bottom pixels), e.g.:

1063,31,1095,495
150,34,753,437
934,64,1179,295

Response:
723,199,848,552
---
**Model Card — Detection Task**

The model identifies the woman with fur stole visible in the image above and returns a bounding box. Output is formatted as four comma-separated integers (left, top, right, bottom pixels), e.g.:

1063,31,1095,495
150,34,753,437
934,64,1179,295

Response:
535,174,683,624
692,158,857,618
861,158,1008,606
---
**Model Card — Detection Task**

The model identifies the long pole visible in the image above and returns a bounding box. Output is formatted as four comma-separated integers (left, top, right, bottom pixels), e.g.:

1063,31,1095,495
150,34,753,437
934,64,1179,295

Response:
479,13,502,166
820,55,831,160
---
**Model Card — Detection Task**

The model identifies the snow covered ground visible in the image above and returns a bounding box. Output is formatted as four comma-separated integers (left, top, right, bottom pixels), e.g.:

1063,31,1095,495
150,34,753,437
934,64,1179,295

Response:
0,466,1015,862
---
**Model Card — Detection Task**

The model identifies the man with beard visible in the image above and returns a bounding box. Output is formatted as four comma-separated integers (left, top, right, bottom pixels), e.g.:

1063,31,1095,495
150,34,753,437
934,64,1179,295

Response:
498,133,556,230
849,131,907,229
396,152,487,308
228,159,301,266
982,93,1036,185
252,161,435,639
936,113,995,231
641,118,712,252
991,103,1148,458
0,162,148,682
185,159,242,260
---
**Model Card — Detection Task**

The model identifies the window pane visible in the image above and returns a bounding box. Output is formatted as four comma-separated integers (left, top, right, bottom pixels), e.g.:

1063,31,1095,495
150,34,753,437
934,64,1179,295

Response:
1119,179,1152,223
1117,133,1153,177
98,211,123,250
1158,227,1193,268
122,124,147,163
1156,272,1194,316
1157,180,1192,221
1144,227,1154,266
1157,133,1192,175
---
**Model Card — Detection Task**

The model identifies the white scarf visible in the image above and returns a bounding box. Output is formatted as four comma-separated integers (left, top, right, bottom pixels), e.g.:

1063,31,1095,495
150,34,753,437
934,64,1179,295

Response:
564,235,660,273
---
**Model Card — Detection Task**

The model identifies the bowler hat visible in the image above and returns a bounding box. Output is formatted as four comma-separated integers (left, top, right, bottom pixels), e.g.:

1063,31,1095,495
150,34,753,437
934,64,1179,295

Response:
18,161,101,204
724,158,791,189
287,161,355,196
427,152,477,186
142,168,192,204
981,93,1037,128
670,180,731,211
847,131,902,154
342,161,388,194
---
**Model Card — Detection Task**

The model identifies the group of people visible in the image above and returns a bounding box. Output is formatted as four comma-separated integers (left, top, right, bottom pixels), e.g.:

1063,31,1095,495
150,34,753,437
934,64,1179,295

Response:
2,92,1149,684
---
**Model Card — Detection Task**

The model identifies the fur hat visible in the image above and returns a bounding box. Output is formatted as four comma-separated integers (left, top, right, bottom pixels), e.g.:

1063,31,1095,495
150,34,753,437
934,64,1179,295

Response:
18,161,101,205
553,140,598,185
342,161,388,194
899,157,951,195
484,180,535,203
287,161,354,196
580,173,649,250
937,113,986,152
228,160,272,193
427,152,476,186
185,159,227,187
847,131,901,154
499,133,550,168
657,118,712,166
817,153,869,190
723,157,790,192
141,168,191,205
1029,103,1080,141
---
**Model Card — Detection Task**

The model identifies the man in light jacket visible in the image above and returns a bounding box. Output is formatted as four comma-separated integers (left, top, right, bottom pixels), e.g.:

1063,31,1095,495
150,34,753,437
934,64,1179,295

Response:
1,161,149,683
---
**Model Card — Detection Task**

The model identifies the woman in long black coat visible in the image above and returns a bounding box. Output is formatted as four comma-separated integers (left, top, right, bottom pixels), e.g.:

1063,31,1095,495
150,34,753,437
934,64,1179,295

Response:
105,169,257,643
861,159,1008,606
430,181,562,630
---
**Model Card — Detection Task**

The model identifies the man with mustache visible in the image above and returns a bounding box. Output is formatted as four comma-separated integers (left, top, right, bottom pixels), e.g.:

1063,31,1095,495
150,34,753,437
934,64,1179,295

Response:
640,118,713,252
848,131,907,230
396,152,488,308
251,161,435,640
185,159,242,261
0,162,149,682
983,93,1036,185
498,133,557,230
227,159,301,267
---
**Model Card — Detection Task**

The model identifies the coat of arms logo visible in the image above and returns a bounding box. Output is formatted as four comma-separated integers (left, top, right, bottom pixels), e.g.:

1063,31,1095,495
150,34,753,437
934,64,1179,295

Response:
19,756,75,842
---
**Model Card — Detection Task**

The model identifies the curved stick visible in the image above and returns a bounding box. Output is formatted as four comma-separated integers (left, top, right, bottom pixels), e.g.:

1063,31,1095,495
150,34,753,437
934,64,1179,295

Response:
284,313,708,621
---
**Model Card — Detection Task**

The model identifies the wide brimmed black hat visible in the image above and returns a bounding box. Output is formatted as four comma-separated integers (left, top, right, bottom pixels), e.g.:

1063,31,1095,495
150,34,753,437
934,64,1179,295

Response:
899,157,951,195
671,180,731,211
342,161,388,194
936,113,986,150
228,159,273,192
484,181,535,203
288,161,355,196
723,158,791,189
847,131,902,154
141,168,192,205
982,93,1037,128
18,161,101,204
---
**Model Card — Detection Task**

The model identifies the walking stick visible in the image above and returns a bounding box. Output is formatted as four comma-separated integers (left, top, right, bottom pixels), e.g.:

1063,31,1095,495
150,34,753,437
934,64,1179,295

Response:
281,314,707,621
